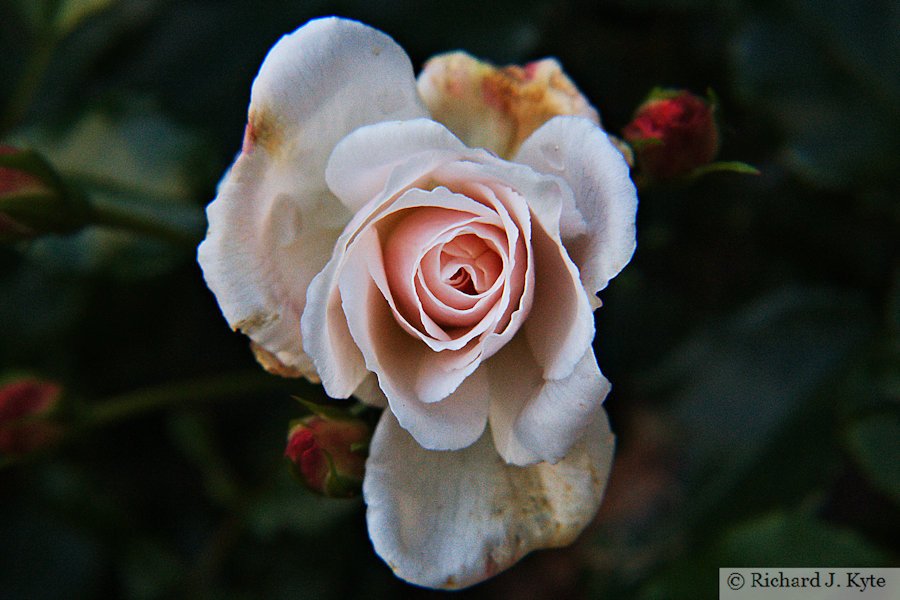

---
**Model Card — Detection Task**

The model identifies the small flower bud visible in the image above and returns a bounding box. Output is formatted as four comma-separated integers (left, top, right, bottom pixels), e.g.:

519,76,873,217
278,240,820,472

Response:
622,88,719,181
0,378,63,455
285,412,370,498
0,146,91,242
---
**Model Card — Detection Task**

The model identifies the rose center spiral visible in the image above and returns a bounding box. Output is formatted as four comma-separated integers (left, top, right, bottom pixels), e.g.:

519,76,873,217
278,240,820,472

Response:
438,234,500,296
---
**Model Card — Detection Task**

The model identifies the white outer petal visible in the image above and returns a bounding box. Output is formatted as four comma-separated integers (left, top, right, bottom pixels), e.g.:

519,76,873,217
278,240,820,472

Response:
515,116,638,305
364,410,615,590
487,334,611,465
249,17,427,183
198,17,426,374
326,119,468,212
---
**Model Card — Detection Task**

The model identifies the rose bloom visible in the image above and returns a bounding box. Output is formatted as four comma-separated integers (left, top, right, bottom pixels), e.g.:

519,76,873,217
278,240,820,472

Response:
198,17,637,589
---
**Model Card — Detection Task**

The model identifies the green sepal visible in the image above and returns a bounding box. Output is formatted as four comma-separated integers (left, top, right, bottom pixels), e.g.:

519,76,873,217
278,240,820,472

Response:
687,160,761,179
292,396,362,423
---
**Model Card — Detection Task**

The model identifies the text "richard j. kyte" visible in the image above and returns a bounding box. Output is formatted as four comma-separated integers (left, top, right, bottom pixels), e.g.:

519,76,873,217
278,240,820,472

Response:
752,571,887,591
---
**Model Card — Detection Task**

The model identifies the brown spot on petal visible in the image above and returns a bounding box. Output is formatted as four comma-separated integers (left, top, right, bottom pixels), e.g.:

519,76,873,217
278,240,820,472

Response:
234,311,278,334
483,554,502,579
246,106,281,154
250,343,311,379
486,59,600,157
240,123,257,154
419,52,600,159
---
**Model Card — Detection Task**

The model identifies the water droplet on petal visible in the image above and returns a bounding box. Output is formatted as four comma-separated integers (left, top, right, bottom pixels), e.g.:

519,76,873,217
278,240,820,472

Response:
539,142,565,171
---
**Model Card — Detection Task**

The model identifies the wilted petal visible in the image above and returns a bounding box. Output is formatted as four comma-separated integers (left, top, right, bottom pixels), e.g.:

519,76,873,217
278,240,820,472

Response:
364,410,615,590
418,52,599,159
515,116,638,305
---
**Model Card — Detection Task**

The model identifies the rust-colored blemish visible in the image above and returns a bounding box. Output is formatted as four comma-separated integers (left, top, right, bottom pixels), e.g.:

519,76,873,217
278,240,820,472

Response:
250,342,307,379
246,106,280,154
241,123,256,154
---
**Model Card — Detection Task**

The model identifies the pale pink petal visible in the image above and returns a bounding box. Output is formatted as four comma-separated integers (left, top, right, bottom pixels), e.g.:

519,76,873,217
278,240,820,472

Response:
199,17,426,376
513,346,612,463
336,230,488,449
515,116,638,304
199,157,346,378
300,238,370,397
380,195,507,337
352,374,388,408
487,336,611,465
522,217,595,380
416,235,505,327
486,335,544,466
386,368,490,451
364,410,615,590
365,186,513,352
301,184,500,399
434,158,593,380
429,170,539,361
432,158,572,245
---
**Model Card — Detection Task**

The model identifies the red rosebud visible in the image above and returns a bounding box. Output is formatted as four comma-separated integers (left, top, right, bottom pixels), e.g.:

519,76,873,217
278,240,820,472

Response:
285,413,370,498
0,378,63,455
0,145,90,242
623,89,719,181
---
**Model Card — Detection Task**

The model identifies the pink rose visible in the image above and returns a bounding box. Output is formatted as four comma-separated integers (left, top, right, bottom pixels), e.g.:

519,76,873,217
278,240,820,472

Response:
198,17,637,589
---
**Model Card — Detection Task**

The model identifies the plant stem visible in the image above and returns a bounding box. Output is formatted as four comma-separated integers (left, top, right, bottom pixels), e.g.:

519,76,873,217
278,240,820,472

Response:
87,196,203,247
83,370,303,430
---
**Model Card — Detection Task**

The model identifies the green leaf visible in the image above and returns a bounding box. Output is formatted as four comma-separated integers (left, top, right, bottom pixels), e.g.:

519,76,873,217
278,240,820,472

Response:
9,99,207,277
247,470,360,540
688,161,760,179
51,0,117,37
845,413,900,504
118,539,182,600
653,286,870,497
14,100,207,206
719,509,892,566
9,0,117,37
637,508,891,600
8,0,48,30
728,3,900,188
0,148,64,185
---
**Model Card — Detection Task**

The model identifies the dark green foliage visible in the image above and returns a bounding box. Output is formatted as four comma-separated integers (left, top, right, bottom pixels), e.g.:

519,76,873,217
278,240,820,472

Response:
1,1,897,598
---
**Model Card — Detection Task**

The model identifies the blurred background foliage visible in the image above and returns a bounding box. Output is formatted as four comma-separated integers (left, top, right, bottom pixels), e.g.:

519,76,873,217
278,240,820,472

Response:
1,0,897,598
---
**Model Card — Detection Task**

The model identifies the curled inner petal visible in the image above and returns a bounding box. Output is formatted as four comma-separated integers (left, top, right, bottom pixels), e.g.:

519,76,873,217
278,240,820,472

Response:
439,234,503,295
380,187,520,343
416,227,507,331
